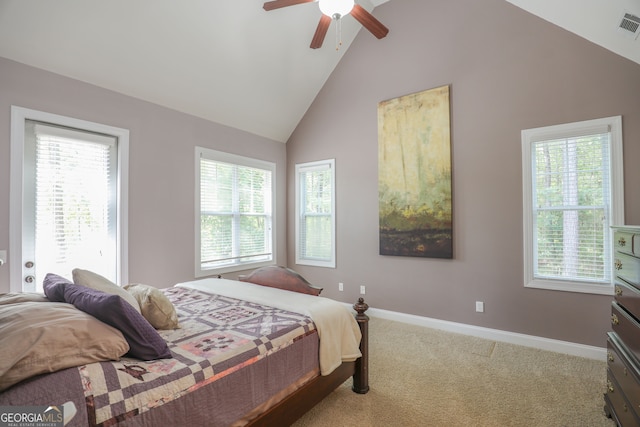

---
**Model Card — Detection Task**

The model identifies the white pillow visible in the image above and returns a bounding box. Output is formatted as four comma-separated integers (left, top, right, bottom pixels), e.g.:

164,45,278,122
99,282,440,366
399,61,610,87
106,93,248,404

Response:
72,268,141,313
124,284,179,330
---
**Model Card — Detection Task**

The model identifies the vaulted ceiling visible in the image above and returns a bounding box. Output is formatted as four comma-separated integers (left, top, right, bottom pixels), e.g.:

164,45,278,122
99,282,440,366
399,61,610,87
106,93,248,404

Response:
0,0,638,143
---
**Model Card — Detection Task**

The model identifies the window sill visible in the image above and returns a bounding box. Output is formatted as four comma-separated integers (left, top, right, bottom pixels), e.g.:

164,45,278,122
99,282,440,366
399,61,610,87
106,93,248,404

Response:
525,278,614,295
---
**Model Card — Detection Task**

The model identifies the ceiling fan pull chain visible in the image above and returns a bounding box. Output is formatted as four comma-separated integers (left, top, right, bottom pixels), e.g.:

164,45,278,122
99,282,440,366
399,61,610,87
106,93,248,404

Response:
335,14,342,51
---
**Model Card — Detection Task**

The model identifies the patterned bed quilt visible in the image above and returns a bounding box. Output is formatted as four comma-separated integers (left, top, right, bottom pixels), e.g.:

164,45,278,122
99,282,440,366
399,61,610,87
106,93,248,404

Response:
1,285,321,426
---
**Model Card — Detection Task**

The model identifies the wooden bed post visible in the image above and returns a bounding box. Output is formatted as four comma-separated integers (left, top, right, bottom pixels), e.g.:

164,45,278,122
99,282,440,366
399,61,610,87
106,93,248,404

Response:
352,297,369,394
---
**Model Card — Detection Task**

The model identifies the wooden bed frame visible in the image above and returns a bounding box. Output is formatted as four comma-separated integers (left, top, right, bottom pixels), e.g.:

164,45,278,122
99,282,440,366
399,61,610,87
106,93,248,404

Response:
238,266,370,426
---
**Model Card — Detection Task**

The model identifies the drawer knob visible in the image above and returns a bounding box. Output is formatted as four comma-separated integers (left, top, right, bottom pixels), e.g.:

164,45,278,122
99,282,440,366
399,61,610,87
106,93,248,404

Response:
607,380,614,393
611,314,619,325
615,259,622,271
608,352,614,362
615,286,622,296
618,236,626,247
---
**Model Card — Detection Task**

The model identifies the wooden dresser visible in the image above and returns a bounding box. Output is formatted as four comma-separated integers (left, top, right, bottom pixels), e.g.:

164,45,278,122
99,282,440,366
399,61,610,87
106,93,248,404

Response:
604,226,640,426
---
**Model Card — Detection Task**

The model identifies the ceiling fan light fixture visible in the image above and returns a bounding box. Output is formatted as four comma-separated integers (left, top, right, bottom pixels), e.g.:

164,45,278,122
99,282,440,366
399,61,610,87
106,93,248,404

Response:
318,0,354,19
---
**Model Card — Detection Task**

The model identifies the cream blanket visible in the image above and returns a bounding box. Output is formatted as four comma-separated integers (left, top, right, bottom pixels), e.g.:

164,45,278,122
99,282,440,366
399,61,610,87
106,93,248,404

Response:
176,278,362,376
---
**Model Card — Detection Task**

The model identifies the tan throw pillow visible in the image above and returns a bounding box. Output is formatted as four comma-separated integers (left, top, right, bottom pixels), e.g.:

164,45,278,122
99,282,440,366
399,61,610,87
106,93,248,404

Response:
0,301,129,391
124,284,179,330
72,268,141,313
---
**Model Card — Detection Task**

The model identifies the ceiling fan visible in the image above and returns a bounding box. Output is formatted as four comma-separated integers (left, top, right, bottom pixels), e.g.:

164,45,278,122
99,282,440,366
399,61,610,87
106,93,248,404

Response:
263,0,389,49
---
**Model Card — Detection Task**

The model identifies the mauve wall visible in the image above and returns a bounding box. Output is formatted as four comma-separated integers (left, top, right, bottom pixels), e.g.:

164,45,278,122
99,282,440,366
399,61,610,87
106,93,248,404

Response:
0,57,287,293
286,0,640,347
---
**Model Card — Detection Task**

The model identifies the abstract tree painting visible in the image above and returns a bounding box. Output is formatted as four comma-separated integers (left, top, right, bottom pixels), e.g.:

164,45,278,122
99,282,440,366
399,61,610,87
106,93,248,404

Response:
378,85,452,258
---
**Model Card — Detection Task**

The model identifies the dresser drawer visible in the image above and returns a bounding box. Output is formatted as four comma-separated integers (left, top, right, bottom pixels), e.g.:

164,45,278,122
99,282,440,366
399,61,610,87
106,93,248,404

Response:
611,302,640,363
616,280,640,322
615,231,638,257
607,333,640,417
606,370,640,426
615,252,640,288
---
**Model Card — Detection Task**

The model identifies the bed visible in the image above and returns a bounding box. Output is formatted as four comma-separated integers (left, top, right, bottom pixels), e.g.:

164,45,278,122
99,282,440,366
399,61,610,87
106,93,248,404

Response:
0,266,369,426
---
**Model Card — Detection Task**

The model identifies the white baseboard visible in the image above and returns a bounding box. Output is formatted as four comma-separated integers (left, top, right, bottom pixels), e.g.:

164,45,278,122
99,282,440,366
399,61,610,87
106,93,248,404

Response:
365,306,607,361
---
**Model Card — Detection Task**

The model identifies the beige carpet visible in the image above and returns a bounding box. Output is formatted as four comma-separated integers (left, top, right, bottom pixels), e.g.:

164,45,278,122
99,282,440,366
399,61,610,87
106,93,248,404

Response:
293,317,615,427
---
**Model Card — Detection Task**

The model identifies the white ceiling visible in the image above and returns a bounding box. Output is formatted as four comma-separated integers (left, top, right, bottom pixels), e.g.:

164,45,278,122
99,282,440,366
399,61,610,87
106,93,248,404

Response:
0,0,638,143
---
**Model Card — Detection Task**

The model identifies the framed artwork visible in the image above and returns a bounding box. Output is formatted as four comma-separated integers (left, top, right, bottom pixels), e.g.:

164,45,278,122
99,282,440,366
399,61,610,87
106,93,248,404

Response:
378,85,452,258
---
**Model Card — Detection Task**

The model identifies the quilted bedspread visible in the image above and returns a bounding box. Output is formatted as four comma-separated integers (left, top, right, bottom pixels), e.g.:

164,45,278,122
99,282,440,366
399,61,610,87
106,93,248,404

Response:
81,286,316,425
178,278,363,375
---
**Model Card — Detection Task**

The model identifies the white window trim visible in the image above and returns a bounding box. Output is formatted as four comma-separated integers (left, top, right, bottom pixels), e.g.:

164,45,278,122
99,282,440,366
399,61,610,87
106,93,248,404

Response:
521,116,624,295
10,106,129,290
195,147,276,277
295,159,336,268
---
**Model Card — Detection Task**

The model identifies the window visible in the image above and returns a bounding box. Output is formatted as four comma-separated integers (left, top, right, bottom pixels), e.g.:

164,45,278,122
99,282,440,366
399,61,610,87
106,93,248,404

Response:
196,147,275,276
521,116,624,294
295,159,336,268
10,106,129,292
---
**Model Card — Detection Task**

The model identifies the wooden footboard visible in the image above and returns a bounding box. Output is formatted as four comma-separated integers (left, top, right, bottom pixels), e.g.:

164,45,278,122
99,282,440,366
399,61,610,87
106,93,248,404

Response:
242,266,370,426
352,297,370,394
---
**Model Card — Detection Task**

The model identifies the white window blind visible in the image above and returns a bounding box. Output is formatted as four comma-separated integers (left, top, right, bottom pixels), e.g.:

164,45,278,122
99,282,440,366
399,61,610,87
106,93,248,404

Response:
522,116,624,295
295,159,335,268
532,132,611,282
28,121,117,287
197,148,274,275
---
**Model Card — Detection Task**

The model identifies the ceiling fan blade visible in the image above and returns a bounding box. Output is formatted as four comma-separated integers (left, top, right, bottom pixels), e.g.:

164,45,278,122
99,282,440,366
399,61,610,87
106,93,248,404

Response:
263,0,314,11
350,4,389,39
310,14,332,49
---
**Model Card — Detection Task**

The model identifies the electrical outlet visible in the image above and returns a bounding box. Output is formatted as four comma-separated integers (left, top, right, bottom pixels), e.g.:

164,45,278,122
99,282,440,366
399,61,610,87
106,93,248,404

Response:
360,285,366,295
339,282,344,291
476,301,484,313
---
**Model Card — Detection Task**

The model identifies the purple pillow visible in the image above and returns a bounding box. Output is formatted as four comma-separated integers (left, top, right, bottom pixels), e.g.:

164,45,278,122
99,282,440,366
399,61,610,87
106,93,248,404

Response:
42,273,71,302
44,273,171,361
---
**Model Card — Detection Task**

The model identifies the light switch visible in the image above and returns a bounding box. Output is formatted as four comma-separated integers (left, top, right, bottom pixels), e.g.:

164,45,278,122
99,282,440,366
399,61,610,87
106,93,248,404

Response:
0,250,6,266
